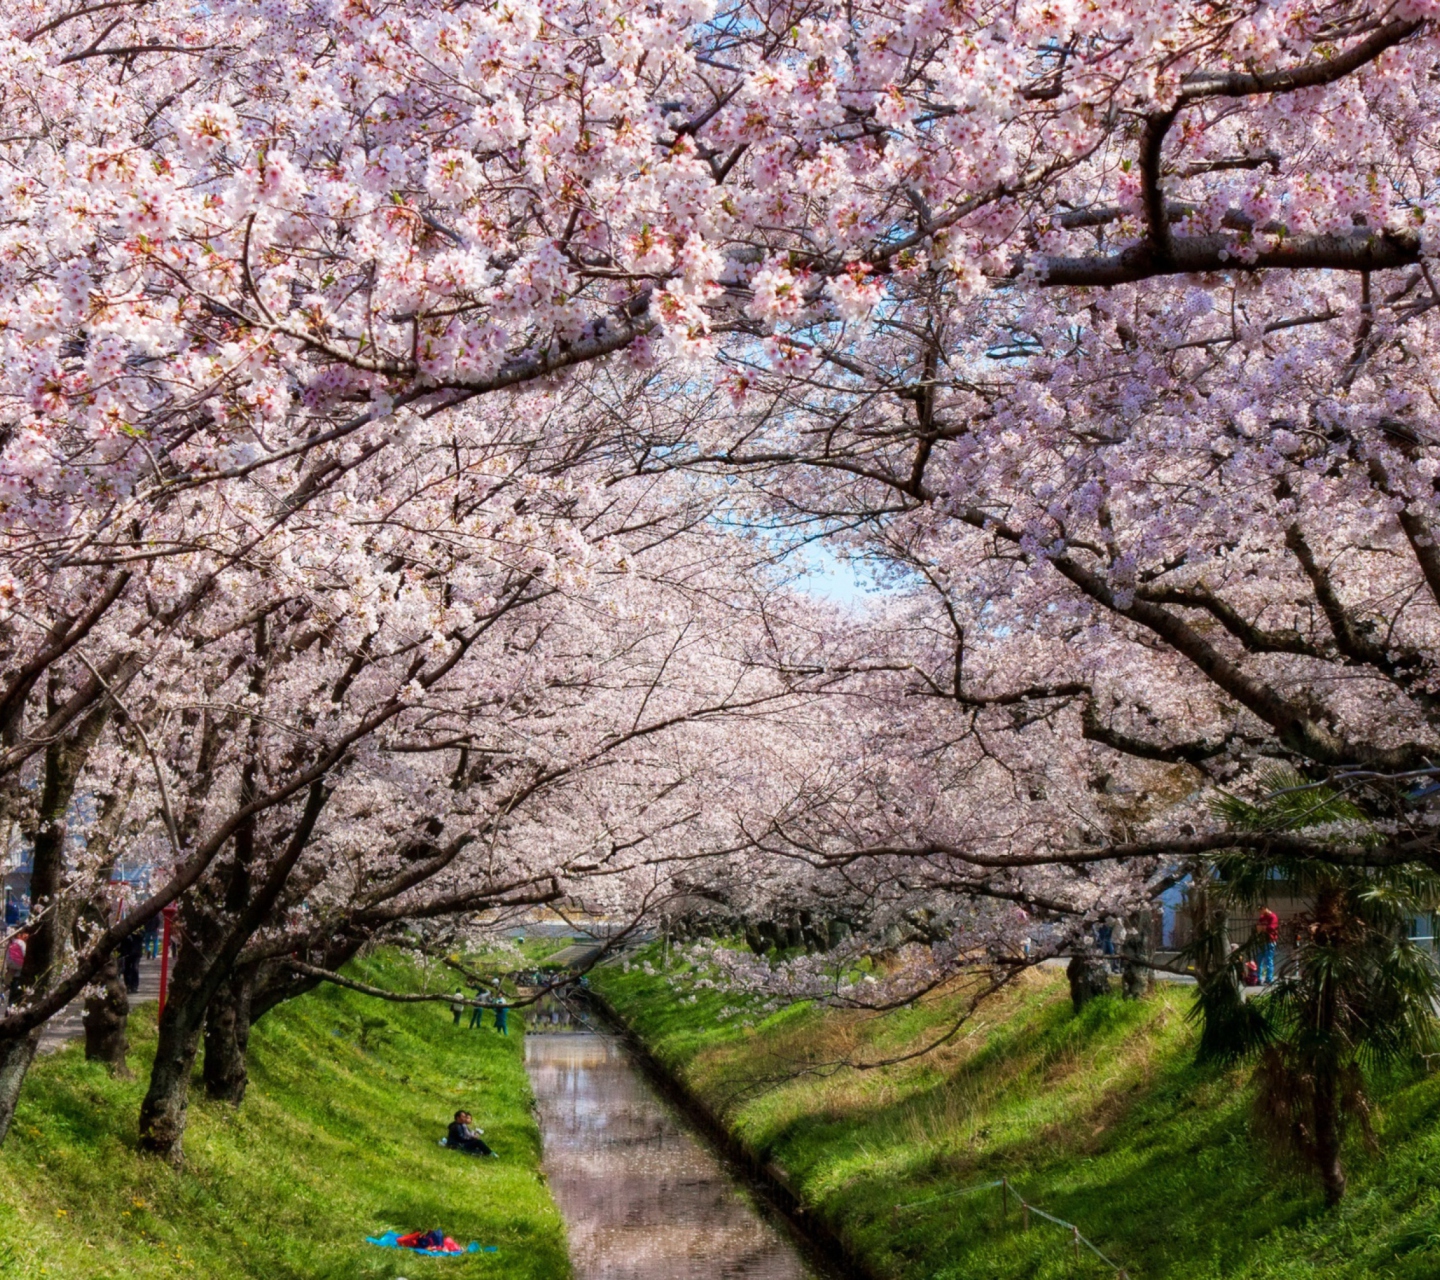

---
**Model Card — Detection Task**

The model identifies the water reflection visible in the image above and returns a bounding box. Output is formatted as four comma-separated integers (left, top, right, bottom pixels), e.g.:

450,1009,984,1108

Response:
525,1029,815,1280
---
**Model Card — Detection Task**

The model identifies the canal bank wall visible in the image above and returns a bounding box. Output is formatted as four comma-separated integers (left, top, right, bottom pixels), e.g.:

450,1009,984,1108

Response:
582,989,882,1280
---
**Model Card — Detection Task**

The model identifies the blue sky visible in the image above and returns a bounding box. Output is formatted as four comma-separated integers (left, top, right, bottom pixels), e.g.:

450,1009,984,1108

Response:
785,542,880,606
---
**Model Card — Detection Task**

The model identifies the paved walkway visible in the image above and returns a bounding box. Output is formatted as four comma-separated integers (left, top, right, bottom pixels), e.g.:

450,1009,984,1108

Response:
29,956,163,1054
1039,954,1280,998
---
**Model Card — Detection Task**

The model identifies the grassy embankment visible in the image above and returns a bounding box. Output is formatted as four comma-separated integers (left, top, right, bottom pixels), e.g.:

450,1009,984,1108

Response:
0,951,569,1280
594,948,1440,1280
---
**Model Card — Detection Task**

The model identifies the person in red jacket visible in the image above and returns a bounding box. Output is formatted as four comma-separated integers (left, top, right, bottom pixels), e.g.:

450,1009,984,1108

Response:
1257,908,1279,984
4,931,27,1004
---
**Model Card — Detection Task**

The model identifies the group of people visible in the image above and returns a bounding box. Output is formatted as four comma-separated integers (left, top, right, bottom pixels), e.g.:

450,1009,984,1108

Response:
450,988,508,1034
1095,915,1127,972
438,973,550,1159
1231,907,1281,986
4,907,164,1008
444,1110,496,1158
1092,905,1282,986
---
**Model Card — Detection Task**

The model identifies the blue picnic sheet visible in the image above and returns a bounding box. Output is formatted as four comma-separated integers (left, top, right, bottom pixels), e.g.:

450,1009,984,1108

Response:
365,1231,498,1256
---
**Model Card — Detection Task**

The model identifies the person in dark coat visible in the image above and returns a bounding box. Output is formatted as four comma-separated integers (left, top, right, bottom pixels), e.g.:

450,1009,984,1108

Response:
446,1110,495,1156
119,931,144,993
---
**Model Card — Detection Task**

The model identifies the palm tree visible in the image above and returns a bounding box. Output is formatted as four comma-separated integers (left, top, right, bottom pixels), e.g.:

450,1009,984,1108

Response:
1189,768,1440,1204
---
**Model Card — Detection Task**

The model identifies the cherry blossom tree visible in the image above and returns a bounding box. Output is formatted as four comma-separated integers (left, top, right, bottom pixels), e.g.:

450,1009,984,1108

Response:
609,3,1440,874
0,370,818,1152
8,0,1439,828
182,544,822,1135
472,0,1440,1041
4,0,1440,1158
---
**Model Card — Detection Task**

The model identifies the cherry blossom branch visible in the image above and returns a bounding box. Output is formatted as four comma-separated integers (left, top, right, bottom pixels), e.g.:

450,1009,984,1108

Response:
821,831,1426,870
1038,229,1421,288
1136,18,1422,261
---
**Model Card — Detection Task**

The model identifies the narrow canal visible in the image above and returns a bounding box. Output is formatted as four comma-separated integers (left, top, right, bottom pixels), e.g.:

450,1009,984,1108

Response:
524,1028,819,1280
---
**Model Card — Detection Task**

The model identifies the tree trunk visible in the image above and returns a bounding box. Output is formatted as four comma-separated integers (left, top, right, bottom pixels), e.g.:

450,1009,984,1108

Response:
137,939,211,1161
1310,880,1347,1206
248,933,367,1024
82,956,130,1075
136,779,329,1159
1188,882,1230,985
0,707,104,1146
0,679,121,1150
202,966,253,1105
1314,1068,1346,1205
1067,949,1111,1013
0,1029,42,1145
1121,909,1154,1000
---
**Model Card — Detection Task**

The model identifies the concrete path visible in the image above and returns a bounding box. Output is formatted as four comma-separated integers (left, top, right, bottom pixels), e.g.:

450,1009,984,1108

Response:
1038,954,1280,998
30,956,163,1054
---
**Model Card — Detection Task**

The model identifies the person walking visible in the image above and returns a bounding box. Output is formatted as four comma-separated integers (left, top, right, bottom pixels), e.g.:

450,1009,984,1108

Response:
450,989,466,1026
468,986,486,1029
118,931,144,993
1102,915,1127,974
5,931,27,1004
1257,907,1280,984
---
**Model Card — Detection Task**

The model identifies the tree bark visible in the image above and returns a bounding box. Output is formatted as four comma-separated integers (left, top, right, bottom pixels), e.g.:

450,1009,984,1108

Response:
82,956,130,1075
1121,910,1154,1000
202,966,253,1105
1188,883,1230,985
1314,1068,1347,1206
1310,880,1347,1206
137,938,211,1161
0,699,110,1145
0,1029,41,1145
1067,949,1111,1012
248,933,368,1024
137,777,328,1159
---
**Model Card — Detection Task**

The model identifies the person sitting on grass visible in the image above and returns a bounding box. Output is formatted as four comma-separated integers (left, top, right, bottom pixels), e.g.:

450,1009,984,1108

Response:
446,1110,496,1157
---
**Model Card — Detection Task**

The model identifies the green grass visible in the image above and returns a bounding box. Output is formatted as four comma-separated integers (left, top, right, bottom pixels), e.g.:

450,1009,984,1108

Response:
594,948,1440,1280
0,951,570,1280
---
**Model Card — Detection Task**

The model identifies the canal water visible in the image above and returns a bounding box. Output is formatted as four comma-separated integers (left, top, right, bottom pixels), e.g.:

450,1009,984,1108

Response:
524,1026,817,1280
